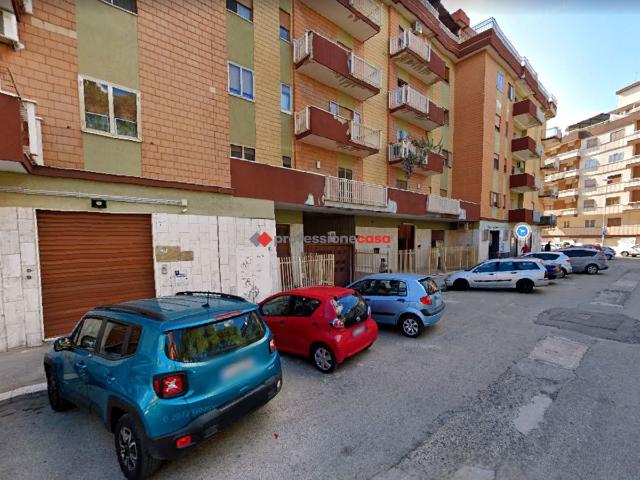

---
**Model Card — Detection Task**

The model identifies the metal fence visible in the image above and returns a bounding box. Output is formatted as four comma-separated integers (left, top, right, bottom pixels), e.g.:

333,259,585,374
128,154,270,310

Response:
355,247,478,277
277,254,335,291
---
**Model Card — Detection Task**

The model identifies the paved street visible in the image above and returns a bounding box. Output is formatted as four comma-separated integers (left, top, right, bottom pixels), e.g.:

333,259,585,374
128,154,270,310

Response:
1,259,640,480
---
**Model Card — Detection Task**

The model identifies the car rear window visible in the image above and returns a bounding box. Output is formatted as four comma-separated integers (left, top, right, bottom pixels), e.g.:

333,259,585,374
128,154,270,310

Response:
165,311,265,363
332,294,368,327
419,277,439,295
516,261,542,270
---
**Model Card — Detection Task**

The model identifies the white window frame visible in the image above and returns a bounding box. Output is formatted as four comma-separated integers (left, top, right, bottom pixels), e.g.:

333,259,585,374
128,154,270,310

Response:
100,0,138,15
78,75,141,142
230,144,255,161
280,83,292,114
227,62,255,102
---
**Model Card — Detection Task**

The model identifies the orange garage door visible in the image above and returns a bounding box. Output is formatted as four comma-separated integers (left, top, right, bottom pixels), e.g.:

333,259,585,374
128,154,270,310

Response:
37,211,156,338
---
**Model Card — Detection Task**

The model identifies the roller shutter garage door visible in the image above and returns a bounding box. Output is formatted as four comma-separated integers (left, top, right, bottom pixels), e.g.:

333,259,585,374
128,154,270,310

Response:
37,211,156,338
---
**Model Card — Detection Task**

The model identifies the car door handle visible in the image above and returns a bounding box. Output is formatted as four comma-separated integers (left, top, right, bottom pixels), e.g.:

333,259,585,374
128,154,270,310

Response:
104,373,116,383
396,299,406,303
75,361,87,370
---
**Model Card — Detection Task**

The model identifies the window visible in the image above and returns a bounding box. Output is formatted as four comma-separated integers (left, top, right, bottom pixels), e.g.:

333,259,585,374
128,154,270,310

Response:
99,321,139,359
583,199,596,209
397,129,409,141
585,219,596,228
80,77,140,140
261,295,291,316
495,114,501,132
338,167,353,179
125,326,141,356
503,194,507,209
497,72,504,92
103,0,137,13
607,174,622,184
329,101,339,115
373,280,407,296
419,277,440,295
332,295,367,327
440,188,447,197
608,152,624,163
562,221,570,228
610,129,625,142
291,296,321,317
584,158,598,169
75,317,103,351
474,262,498,273
228,62,254,100
279,9,290,41
350,279,377,296
516,261,542,271
505,121,509,137
396,179,408,190
493,153,500,170
586,138,598,149
280,83,291,113
606,196,620,206
583,178,597,189
227,0,253,21
166,311,265,363
498,261,517,272
282,156,292,168
607,217,622,227
230,144,255,161
490,192,500,207
507,83,515,102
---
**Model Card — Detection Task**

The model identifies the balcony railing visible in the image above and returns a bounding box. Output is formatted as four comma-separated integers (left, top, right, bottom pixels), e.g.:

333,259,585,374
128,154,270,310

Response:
426,195,461,216
539,186,559,198
388,85,444,130
512,99,544,129
349,52,382,89
324,176,388,208
350,121,381,150
558,188,578,198
545,169,579,182
389,85,428,114
389,139,416,162
545,225,640,237
388,139,445,175
582,130,640,154
511,136,543,161
388,30,447,85
390,29,430,62
544,127,562,140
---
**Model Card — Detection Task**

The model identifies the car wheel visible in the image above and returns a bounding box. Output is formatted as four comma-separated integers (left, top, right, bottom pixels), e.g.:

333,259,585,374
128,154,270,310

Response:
586,264,599,275
311,344,336,373
115,414,161,480
45,367,73,412
621,251,629,257
559,268,567,279
399,315,423,338
453,279,469,291
516,279,534,294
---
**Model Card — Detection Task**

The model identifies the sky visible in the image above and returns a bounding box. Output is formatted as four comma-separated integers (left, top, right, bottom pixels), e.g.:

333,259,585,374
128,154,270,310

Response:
441,0,640,132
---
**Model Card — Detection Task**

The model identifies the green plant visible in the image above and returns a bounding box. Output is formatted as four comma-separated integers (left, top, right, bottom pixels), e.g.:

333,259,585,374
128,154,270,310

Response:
401,136,443,178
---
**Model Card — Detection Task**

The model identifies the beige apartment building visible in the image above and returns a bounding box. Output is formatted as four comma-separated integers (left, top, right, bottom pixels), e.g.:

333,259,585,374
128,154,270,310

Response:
542,81,640,250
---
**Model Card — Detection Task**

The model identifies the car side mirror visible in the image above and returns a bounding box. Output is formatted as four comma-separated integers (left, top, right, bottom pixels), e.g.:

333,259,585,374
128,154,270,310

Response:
54,337,73,352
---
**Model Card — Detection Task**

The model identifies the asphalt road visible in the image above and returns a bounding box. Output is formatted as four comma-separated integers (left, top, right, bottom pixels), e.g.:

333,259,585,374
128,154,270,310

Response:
1,259,639,480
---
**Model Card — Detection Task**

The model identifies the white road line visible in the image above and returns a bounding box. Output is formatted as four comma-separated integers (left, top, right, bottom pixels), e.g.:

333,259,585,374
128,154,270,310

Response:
0,382,47,404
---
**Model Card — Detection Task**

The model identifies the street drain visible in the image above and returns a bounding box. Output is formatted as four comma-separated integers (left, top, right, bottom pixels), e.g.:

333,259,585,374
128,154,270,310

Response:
536,308,640,344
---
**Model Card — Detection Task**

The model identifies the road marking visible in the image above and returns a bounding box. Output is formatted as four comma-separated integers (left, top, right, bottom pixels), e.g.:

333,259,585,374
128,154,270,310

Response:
0,382,47,404
450,466,495,480
528,336,588,370
513,394,553,435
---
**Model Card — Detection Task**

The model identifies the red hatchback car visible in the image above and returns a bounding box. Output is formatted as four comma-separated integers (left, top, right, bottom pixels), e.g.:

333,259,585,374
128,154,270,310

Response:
259,286,378,373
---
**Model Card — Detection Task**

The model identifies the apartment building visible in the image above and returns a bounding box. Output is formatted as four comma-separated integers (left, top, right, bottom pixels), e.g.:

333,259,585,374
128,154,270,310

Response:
541,81,640,250
0,0,555,350
0,0,279,351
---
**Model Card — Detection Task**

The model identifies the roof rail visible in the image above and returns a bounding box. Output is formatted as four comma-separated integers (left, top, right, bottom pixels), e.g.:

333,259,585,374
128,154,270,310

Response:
175,291,247,302
94,304,167,321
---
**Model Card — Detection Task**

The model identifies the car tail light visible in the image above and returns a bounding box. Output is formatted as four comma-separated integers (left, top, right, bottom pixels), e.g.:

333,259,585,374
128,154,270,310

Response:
176,434,192,449
268,336,277,354
544,270,549,279
420,296,432,305
329,318,345,329
367,305,371,318
153,373,187,399
567,259,571,264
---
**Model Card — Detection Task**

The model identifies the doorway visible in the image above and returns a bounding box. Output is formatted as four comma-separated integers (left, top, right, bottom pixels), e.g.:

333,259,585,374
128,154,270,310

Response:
489,230,500,259
398,224,415,251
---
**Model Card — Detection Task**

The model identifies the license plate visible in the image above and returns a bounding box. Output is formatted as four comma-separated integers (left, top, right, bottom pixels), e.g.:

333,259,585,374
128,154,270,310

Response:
352,325,366,337
222,357,255,380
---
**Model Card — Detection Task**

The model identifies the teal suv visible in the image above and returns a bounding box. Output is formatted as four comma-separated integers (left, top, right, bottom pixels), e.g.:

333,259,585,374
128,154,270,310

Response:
43,292,282,479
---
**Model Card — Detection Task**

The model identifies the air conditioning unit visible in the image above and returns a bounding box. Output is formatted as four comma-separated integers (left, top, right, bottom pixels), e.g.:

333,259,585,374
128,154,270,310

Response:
412,21,423,34
0,9,19,45
20,100,44,165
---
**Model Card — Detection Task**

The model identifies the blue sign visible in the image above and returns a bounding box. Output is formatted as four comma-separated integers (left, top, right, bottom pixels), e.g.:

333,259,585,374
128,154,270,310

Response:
514,223,531,240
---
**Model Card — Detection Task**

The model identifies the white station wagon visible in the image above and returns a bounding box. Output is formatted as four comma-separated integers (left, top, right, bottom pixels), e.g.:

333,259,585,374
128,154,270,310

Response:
445,258,549,293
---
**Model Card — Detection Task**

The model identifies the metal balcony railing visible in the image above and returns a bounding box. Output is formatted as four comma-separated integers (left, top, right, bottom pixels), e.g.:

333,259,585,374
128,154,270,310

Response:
426,194,461,215
389,30,431,62
324,176,388,208
388,85,429,114
349,121,381,150
348,52,381,88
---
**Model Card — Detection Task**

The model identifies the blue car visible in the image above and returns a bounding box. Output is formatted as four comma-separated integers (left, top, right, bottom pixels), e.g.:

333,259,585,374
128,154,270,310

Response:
348,273,445,338
43,291,282,480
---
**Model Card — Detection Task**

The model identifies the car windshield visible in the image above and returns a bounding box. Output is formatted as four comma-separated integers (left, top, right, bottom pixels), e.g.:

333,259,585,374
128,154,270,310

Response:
419,277,439,295
332,294,367,327
165,310,265,363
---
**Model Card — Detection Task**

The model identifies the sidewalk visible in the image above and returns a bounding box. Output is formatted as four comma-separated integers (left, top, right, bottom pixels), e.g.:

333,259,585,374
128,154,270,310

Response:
0,342,50,403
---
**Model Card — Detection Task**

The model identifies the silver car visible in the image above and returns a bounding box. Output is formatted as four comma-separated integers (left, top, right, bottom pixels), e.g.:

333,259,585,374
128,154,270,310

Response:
523,252,573,278
559,248,608,274
445,258,549,293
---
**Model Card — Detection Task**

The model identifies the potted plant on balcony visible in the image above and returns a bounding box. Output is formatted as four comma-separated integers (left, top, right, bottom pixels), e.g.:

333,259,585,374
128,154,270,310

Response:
402,136,443,178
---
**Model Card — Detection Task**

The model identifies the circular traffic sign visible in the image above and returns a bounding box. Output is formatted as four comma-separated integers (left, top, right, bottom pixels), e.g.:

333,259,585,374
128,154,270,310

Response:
513,222,531,240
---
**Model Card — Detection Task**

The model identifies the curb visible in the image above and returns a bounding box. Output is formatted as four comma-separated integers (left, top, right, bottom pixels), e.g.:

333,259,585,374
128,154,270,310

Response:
0,382,47,406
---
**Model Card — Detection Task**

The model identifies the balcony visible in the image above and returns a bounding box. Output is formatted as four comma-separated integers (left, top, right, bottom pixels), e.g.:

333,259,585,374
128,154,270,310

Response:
388,139,445,176
624,177,640,191
389,30,447,85
542,127,562,148
388,85,444,131
558,188,579,198
508,208,536,223
324,176,388,209
293,31,381,101
294,106,380,157
545,169,579,183
539,186,558,198
509,172,541,192
539,214,557,227
511,136,543,161
512,99,544,130
426,195,461,216
0,91,42,172
298,0,382,41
